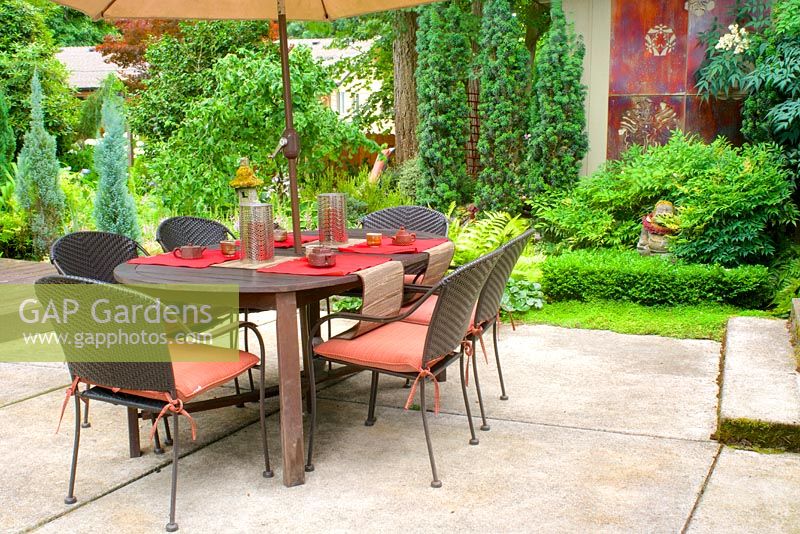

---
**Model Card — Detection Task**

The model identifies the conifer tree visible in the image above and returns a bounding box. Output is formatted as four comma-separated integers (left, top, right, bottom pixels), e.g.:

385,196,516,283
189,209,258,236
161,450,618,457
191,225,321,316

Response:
93,96,140,241
15,71,64,258
526,0,588,191
476,0,531,212
415,0,471,210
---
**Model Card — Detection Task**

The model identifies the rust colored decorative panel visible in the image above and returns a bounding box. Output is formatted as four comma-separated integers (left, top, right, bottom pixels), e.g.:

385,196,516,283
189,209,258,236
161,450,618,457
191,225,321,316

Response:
686,0,737,94
607,96,685,159
684,96,744,144
609,0,688,95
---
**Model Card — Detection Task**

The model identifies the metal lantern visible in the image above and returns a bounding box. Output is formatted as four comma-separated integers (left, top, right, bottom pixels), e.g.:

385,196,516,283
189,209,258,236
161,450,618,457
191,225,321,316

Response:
240,202,274,263
317,193,348,246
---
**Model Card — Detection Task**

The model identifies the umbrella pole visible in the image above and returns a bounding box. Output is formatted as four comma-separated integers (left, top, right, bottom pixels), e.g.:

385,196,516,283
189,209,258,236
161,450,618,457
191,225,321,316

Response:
277,0,303,255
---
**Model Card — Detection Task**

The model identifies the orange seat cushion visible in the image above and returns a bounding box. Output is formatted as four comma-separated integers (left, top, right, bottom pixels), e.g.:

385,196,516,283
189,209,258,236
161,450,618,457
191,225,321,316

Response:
401,295,439,325
121,344,259,402
314,321,430,373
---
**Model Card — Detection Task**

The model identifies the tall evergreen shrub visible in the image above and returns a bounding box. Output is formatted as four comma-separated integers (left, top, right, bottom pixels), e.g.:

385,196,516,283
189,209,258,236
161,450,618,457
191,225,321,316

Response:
476,0,531,212
415,0,471,211
0,89,14,171
15,71,64,258
526,0,587,191
94,96,140,241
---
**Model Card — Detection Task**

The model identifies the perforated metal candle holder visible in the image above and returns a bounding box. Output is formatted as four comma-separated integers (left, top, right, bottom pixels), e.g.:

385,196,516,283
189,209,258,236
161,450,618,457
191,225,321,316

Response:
239,202,274,263
317,193,348,246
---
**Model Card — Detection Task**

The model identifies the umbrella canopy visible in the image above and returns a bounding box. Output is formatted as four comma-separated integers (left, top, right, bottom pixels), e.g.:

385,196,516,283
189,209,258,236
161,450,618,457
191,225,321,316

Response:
57,0,433,21
51,0,439,253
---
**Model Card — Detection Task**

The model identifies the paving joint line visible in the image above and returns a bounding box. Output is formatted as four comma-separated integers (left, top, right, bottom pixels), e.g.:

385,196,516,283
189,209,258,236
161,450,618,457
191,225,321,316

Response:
0,383,69,410
680,442,723,534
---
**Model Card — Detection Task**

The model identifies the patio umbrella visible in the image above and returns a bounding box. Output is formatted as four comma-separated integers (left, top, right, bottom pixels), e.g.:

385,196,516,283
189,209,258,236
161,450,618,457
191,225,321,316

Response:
53,0,439,254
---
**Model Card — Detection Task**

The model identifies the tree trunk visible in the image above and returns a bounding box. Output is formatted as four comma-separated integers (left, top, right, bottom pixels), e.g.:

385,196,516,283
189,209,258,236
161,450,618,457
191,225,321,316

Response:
392,11,419,165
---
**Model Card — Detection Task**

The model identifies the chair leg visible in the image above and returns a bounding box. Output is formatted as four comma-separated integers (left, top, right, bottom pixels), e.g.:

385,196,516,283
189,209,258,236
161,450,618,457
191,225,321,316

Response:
163,417,173,446
472,339,490,432
65,394,81,505
165,413,179,532
493,322,508,400
305,354,318,473
403,378,411,388
259,362,274,478
419,379,442,488
151,413,165,455
365,372,379,426
81,387,91,428
234,377,245,408
459,355,479,446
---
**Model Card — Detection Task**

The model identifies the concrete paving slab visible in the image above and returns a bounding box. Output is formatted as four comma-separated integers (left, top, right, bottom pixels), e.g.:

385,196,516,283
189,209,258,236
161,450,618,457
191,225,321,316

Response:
721,317,800,425
0,385,277,533
320,325,720,441
687,448,800,533
0,363,68,408
33,398,717,533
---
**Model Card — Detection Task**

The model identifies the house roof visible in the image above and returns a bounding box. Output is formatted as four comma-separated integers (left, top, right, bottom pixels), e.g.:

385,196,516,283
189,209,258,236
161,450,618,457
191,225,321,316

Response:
55,46,122,90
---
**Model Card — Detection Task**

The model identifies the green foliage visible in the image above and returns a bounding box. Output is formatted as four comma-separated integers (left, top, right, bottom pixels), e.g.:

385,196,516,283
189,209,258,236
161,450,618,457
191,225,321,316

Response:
415,1,472,211
476,0,531,212
501,278,544,313
393,155,424,202
534,133,798,266
519,299,767,341
330,296,363,313
36,3,115,46
15,71,64,258
717,418,800,453
130,20,273,142
0,0,79,154
0,163,34,259
93,97,140,241
0,89,13,171
60,169,95,233
449,211,529,266
145,45,375,217
525,0,587,191
77,74,125,139
542,249,774,309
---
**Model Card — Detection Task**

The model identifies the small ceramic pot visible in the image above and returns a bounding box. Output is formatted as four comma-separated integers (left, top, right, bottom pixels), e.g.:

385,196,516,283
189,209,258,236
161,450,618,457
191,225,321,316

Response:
307,246,336,267
274,228,288,242
366,232,382,247
391,226,416,246
220,240,238,257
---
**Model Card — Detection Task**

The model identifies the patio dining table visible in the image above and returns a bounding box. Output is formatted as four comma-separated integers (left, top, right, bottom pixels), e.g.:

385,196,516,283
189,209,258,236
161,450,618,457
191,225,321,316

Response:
113,229,439,487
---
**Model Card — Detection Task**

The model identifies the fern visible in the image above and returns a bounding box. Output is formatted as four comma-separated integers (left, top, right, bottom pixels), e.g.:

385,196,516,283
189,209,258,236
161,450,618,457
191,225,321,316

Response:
451,211,528,266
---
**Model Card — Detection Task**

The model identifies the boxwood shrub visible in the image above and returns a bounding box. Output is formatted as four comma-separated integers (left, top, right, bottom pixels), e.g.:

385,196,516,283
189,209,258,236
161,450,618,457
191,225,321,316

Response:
542,249,773,308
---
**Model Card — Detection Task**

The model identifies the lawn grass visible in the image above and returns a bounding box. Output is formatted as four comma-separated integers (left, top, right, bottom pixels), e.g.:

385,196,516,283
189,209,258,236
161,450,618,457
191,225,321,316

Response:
516,300,770,341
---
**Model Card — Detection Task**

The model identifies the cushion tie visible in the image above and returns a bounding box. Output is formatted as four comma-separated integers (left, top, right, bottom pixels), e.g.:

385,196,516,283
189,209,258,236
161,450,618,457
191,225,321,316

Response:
150,394,197,442
467,323,489,365
404,367,440,415
56,376,81,434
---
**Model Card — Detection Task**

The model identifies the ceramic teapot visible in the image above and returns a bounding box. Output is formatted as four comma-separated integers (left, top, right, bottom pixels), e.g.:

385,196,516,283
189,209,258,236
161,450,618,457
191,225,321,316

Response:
173,243,206,259
391,226,416,246
307,246,336,267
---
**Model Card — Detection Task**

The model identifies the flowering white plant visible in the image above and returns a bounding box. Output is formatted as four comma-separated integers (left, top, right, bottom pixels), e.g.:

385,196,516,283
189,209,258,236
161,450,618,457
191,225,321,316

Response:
715,24,750,55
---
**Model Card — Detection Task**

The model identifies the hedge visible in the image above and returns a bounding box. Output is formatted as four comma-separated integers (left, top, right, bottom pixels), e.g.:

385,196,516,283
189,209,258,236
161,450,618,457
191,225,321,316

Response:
541,249,773,309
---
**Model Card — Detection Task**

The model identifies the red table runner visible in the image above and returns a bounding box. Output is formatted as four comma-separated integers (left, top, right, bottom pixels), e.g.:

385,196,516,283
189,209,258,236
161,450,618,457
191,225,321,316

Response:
257,254,390,276
337,237,449,255
128,249,237,269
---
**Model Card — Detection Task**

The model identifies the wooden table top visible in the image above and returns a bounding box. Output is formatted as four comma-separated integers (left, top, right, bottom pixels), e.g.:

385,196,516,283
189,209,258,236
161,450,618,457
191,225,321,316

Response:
113,229,438,296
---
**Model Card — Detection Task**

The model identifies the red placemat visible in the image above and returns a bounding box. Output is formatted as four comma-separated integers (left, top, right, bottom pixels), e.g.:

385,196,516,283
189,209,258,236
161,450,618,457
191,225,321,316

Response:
128,249,237,268
257,254,390,276
274,234,318,248
338,237,449,254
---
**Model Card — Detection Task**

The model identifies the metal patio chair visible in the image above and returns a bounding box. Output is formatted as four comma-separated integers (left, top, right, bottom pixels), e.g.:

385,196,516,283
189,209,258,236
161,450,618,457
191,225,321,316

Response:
156,216,236,253
303,249,501,487
362,205,449,237
50,231,149,429
400,228,536,430
35,275,273,532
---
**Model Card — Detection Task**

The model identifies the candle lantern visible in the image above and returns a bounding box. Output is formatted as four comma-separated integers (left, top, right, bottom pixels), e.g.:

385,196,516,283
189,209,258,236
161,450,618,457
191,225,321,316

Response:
317,193,348,246
230,157,273,263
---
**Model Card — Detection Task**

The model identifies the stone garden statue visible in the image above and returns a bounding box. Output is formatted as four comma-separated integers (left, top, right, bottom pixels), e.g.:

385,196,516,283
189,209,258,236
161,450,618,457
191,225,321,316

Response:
637,200,674,256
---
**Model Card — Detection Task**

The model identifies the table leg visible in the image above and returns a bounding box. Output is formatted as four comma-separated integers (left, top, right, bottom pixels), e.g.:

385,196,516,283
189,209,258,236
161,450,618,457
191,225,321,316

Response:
275,291,305,487
127,408,141,458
